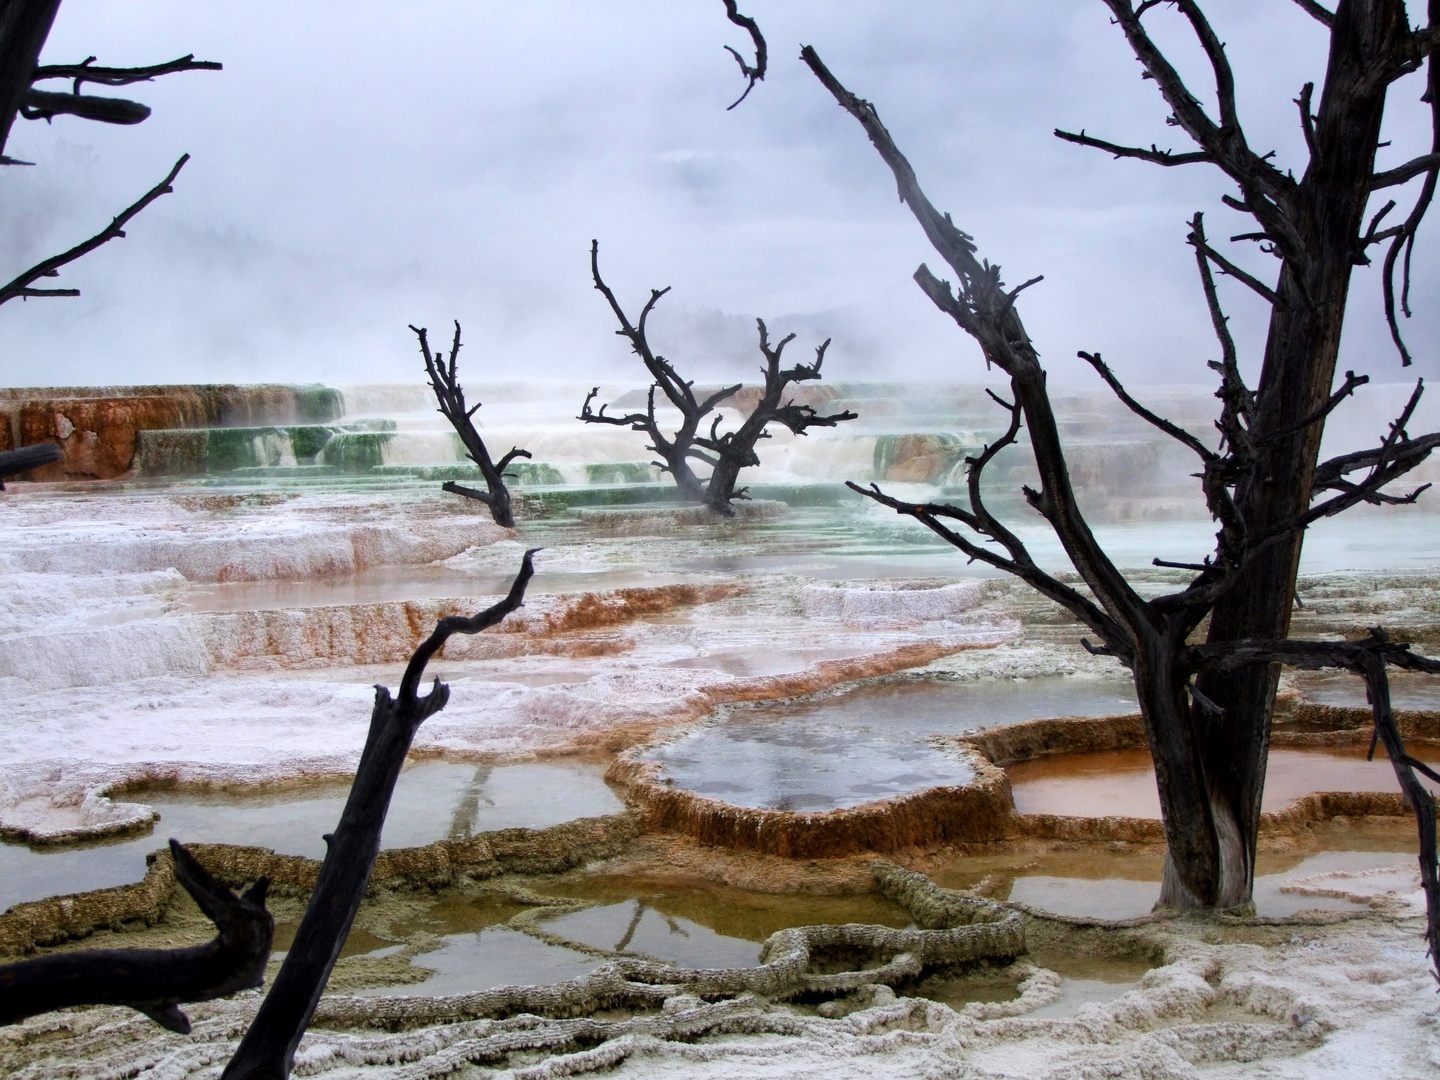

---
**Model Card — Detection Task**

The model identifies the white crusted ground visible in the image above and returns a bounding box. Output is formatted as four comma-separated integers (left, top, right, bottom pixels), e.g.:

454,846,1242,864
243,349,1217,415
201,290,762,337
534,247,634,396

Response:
1,871,1435,1078
0,487,1022,840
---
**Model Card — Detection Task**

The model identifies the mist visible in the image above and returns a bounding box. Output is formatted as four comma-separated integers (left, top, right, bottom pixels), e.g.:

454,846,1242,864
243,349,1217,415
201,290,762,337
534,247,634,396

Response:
0,0,1436,392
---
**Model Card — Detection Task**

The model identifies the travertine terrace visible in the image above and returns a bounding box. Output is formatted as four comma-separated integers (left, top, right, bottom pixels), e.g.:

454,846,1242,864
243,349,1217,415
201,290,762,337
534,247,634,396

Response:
0,382,1437,1077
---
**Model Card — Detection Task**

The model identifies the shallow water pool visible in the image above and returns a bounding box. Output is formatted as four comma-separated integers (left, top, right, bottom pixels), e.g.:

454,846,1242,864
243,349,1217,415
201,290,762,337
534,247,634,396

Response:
1007,745,1440,819
0,760,623,912
643,677,1137,812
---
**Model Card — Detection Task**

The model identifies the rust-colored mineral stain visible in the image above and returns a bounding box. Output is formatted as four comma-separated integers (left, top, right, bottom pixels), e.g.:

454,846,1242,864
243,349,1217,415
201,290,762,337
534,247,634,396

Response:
1008,746,1440,819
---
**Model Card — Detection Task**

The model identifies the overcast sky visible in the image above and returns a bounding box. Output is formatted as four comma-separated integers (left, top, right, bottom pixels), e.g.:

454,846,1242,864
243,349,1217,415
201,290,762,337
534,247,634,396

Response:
1,0,1436,390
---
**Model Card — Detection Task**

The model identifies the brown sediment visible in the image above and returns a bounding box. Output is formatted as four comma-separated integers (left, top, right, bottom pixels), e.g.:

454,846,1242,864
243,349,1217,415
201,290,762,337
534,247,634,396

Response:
531,584,748,635
609,748,1013,859
1,384,342,481
610,710,1440,858
1285,701,1440,739
960,713,1149,766
201,584,749,670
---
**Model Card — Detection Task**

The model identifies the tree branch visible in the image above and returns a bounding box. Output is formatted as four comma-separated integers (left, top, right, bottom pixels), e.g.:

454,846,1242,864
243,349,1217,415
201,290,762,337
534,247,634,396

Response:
21,88,149,124
1372,152,1440,190
223,552,537,1080
1053,127,1210,167
1257,369,1368,445
1380,19,1440,366
1289,0,1334,27
412,321,525,527
0,441,61,488
0,153,187,307
0,840,271,1033
803,42,1151,638
1078,350,1214,462
720,1,766,109
32,53,221,93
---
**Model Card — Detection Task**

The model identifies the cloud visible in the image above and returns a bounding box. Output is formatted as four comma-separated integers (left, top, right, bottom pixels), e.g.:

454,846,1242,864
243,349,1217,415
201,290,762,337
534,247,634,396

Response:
0,0,1434,389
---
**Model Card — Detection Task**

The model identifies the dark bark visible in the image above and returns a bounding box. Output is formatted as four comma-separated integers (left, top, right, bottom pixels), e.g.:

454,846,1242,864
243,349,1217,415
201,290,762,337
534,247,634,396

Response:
223,550,536,1080
0,0,60,160
412,321,529,528
0,840,272,1032
0,440,60,487
802,0,1440,920
720,0,766,109
581,239,739,504
583,242,854,514
700,320,856,513
1189,630,1440,981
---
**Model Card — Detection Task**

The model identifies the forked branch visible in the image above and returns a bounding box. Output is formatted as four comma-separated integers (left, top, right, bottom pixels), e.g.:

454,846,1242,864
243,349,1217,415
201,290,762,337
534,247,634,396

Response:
412,321,529,528
0,840,271,1032
720,1,767,109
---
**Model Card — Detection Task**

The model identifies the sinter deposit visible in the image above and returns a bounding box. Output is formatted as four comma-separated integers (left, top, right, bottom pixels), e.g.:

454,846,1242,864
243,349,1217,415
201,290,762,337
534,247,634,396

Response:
0,382,1436,1078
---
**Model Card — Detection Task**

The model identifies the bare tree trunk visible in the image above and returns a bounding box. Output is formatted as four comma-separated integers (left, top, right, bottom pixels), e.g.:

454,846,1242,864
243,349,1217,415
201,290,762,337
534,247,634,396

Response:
223,552,536,1080
700,320,856,514
1182,0,1414,908
0,0,61,160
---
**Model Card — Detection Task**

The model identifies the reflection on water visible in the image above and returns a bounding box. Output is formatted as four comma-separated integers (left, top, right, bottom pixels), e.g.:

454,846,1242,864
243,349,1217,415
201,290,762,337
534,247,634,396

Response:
361,926,603,997
1294,671,1440,710
0,760,622,912
1008,746,1440,819
541,874,914,942
538,901,761,969
929,820,1419,919
645,677,1136,812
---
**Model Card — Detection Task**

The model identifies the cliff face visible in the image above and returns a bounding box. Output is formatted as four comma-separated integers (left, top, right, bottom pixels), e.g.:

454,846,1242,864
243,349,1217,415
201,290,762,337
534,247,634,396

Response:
20,397,196,479
0,385,343,481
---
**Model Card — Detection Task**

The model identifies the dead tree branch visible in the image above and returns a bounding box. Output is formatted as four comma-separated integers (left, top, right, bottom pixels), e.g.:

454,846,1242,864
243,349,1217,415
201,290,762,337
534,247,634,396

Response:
0,840,271,1032
720,1,767,109
1380,12,1440,366
412,321,529,528
0,153,187,307
0,441,61,488
803,43,1151,639
699,319,857,513
33,53,221,91
1052,128,1210,168
1290,0,1334,27
582,241,734,502
223,551,537,1080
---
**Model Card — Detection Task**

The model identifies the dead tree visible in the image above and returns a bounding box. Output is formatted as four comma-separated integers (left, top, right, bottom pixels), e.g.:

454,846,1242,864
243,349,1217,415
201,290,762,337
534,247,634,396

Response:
0,840,272,1032
581,240,855,515
411,322,530,528
222,550,536,1080
581,240,740,503
802,0,1440,934
698,320,857,512
0,0,219,307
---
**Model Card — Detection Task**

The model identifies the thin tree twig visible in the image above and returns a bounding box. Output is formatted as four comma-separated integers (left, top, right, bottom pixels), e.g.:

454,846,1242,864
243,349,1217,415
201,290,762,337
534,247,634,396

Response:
0,153,187,306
